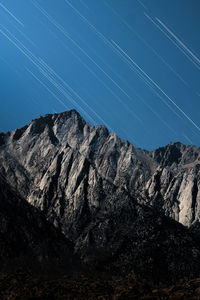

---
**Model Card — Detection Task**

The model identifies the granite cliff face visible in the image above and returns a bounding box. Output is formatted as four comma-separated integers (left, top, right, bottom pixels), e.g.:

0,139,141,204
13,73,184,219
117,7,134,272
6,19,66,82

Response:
146,143,200,227
0,109,200,281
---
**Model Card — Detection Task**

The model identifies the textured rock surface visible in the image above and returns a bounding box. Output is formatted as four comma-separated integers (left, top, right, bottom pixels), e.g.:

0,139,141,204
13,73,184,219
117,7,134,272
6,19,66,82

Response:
145,143,200,227
0,109,200,281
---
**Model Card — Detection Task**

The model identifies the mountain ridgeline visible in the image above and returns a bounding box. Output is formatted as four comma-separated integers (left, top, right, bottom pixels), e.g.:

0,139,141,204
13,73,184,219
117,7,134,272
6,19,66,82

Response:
0,109,200,282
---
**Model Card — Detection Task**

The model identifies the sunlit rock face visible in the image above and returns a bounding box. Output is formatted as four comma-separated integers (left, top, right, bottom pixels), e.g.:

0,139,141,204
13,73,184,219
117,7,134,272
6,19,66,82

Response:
1,110,199,229
145,143,200,227
0,109,200,281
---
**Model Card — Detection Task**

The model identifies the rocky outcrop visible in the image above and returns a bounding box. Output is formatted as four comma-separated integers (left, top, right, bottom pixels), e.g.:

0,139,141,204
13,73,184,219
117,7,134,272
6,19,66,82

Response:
145,143,200,226
0,109,200,281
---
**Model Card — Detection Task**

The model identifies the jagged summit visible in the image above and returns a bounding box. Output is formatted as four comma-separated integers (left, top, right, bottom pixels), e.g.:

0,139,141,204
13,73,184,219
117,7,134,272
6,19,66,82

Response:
32,109,83,122
1,109,198,153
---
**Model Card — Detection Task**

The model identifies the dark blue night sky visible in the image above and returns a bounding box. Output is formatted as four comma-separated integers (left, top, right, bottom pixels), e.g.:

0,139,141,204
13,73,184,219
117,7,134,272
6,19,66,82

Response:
0,0,199,150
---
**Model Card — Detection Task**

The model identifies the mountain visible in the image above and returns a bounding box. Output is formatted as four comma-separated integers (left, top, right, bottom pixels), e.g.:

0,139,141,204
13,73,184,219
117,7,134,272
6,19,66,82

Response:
0,109,200,282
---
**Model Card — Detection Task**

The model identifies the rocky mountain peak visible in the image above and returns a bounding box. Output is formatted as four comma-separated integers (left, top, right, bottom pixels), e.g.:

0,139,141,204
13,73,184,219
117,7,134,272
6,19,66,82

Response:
152,141,200,168
152,142,183,166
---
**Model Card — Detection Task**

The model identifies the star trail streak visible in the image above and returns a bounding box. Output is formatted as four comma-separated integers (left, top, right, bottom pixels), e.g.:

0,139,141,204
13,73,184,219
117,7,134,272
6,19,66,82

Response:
0,3,24,27
136,0,148,10
26,68,70,110
104,1,189,87
34,0,131,100
156,18,200,67
144,13,200,71
111,40,200,133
